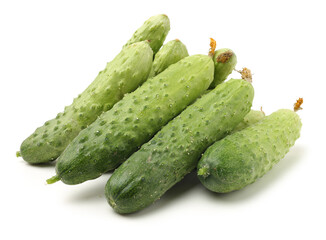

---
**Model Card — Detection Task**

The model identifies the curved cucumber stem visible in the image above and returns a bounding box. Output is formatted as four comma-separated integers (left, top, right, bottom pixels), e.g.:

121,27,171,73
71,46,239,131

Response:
46,175,60,184
16,151,21,157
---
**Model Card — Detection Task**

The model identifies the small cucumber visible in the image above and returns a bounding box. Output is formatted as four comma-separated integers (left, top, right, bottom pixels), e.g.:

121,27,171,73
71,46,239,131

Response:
231,109,265,133
19,41,153,164
124,14,170,54
152,39,189,75
51,54,214,185
210,48,237,88
105,78,254,214
197,109,302,193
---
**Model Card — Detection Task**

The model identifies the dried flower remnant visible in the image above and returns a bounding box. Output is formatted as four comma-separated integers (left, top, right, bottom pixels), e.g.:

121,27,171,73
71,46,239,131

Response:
294,98,303,112
209,38,216,57
216,50,234,63
236,67,252,83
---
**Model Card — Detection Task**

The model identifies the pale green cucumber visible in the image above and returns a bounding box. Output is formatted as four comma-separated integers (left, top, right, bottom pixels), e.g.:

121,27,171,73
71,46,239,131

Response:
209,48,237,88
20,41,153,164
152,39,189,75
232,109,265,133
19,14,171,164
124,14,170,54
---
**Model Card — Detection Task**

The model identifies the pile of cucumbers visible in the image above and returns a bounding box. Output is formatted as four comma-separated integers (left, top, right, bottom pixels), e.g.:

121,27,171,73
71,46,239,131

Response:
17,14,302,214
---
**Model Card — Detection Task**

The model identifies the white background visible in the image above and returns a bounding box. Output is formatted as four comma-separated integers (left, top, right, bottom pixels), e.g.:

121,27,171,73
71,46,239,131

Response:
1,0,325,239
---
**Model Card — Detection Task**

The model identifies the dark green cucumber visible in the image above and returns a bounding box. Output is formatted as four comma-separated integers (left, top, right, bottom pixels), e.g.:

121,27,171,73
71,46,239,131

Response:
20,41,153,164
197,109,302,193
105,78,254,214
124,14,170,54
51,54,214,185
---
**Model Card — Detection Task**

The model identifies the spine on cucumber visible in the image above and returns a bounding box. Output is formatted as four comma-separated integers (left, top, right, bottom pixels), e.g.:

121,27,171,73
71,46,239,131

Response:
105,78,254,214
197,109,302,193
51,54,214,185
124,14,170,54
20,41,153,164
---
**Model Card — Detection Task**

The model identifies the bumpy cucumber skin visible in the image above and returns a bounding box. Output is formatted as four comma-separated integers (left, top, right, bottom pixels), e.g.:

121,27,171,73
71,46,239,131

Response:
147,39,188,79
124,14,170,54
209,48,237,88
231,109,265,133
106,78,254,214
55,55,214,185
152,39,189,75
19,42,153,164
197,109,302,193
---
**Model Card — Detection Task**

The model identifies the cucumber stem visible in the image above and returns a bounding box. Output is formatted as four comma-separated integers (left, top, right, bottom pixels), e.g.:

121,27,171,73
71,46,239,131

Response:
16,151,21,158
46,175,60,184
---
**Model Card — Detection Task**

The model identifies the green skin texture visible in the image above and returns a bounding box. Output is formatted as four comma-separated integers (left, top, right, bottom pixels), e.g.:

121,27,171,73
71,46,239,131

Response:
19,13,170,164
147,39,189,79
124,14,170,54
209,48,237,88
20,42,153,164
197,109,302,193
106,78,254,214
53,55,214,185
152,39,189,75
231,109,265,133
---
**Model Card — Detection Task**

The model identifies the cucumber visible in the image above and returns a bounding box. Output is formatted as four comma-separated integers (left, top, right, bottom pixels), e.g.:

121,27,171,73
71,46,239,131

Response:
105,78,254,214
124,14,170,54
152,39,189,75
19,14,171,164
20,41,153,164
197,109,302,193
231,109,265,133
209,48,237,88
49,54,214,185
